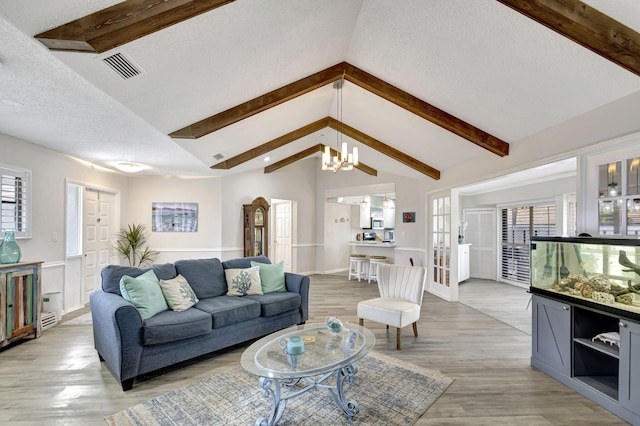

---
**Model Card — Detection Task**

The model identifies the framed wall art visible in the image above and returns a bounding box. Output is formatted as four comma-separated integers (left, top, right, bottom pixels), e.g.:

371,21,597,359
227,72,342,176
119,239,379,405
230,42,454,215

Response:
152,202,198,232
402,212,415,223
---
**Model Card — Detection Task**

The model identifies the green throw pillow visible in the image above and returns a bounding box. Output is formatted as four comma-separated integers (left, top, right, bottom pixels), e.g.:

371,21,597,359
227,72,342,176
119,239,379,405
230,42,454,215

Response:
225,266,263,296
119,269,169,320
159,274,199,311
251,261,286,293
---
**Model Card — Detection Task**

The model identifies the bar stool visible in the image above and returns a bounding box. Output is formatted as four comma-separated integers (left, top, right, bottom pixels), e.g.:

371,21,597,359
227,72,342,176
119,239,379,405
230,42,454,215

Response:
368,256,387,283
348,254,368,281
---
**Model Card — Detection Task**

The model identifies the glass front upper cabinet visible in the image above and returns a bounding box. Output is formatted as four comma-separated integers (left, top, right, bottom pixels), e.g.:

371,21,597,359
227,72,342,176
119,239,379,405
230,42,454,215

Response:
597,157,640,236
531,237,640,317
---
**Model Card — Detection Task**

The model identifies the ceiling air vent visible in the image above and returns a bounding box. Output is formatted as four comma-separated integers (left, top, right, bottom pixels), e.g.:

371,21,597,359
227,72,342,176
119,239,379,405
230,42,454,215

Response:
102,52,143,80
213,153,225,161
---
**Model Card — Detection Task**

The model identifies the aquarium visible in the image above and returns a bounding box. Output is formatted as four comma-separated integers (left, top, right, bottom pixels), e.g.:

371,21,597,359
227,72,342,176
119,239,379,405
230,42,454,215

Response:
530,237,640,316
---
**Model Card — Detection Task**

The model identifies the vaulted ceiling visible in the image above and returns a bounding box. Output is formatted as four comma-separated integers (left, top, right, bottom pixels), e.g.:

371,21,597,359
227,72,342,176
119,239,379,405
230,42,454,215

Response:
0,1,639,180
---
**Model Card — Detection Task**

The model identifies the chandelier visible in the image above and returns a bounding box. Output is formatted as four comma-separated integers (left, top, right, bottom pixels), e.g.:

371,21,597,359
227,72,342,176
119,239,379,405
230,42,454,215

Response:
322,78,358,172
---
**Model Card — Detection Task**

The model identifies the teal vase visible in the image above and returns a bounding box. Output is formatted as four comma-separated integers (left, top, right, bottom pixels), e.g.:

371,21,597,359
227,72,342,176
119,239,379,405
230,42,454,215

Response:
0,231,22,264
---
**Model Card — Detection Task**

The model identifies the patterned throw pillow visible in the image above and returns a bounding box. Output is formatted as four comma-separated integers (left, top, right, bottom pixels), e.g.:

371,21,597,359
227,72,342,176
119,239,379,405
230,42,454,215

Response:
225,266,263,296
119,269,169,320
158,274,199,311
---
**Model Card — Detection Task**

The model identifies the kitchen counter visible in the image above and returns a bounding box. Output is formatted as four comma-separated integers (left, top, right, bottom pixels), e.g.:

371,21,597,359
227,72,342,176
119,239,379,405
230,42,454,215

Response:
351,241,395,247
350,242,396,264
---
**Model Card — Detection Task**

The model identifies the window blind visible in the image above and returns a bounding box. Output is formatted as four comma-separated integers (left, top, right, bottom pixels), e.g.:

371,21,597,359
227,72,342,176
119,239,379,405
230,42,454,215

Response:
500,204,555,285
1,166,30,237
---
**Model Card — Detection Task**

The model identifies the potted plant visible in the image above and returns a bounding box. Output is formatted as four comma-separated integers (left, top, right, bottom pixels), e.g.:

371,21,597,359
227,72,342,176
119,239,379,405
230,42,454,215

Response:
113,223,158,267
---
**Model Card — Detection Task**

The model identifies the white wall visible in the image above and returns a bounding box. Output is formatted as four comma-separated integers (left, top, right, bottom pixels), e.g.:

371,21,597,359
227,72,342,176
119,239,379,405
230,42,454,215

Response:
324,201,352,273
220,160,317,273
126,176,222,263
0,132,129,312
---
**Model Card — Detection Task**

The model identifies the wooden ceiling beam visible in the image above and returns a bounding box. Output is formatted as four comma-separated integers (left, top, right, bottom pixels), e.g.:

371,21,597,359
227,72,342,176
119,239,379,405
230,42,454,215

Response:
264,144,377,175
172,61,508,159
35,0,235,54
342,63,509,157
497,0,640,77
211,118,330,169
171,64,345,139
327,117,440,180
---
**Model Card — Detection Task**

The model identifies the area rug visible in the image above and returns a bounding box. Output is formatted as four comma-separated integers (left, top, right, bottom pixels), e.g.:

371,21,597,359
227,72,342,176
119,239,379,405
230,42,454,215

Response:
105,351,452,426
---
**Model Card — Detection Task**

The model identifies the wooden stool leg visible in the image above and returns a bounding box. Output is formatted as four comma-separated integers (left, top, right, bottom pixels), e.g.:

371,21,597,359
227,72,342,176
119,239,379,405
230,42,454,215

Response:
413,322,418,337
359,318,364,326
396,328,401,350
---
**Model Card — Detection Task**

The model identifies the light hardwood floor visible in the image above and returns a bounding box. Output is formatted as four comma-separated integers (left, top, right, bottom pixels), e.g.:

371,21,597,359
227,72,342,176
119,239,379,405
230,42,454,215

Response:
0,274,629,425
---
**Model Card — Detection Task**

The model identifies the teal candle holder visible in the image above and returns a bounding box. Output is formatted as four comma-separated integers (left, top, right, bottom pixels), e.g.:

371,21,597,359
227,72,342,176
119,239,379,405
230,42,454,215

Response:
286,336,304,354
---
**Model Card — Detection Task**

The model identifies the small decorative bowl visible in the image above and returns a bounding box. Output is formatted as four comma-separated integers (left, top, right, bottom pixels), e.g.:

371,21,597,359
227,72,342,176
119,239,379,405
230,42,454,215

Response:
326,316,343,334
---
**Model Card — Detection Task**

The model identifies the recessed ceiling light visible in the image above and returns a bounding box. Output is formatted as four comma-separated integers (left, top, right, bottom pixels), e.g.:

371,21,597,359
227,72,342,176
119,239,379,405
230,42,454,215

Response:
264,156,270,162
114,162,144,173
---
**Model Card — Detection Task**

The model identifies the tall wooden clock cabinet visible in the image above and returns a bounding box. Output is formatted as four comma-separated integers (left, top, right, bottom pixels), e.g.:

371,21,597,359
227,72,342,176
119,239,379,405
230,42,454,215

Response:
243,197,270,257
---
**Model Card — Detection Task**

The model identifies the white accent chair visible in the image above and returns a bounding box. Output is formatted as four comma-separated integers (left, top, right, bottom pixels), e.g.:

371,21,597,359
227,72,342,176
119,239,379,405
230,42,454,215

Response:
357,264,427,350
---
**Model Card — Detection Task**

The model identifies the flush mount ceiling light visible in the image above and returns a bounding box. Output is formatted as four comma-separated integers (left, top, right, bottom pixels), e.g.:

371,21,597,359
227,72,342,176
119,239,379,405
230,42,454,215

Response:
115,162,144,173
322,77,358,172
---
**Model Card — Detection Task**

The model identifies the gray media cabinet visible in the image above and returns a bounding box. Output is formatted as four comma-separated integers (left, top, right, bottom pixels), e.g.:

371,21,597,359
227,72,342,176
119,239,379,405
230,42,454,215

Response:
531,293,640,425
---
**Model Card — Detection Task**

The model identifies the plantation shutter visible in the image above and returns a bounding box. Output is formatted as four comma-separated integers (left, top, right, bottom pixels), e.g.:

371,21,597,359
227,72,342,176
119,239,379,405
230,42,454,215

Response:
500,204,555,285
1,166,30,238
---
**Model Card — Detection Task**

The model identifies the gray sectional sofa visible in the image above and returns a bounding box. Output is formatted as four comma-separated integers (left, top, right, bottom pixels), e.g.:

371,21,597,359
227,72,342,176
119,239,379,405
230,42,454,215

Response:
89,255,310,390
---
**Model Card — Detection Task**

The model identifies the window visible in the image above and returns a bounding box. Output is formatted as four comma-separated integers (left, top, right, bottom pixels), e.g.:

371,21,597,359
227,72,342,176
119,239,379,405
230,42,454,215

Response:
66,182,82,256
500,203,555,285
432,196,450,287
1,165,30,238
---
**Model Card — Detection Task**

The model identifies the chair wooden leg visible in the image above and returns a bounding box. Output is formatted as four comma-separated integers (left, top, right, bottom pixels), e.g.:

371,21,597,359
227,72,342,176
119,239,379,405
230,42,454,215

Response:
413,322,418,337
359,318,363,326
396,328,401,350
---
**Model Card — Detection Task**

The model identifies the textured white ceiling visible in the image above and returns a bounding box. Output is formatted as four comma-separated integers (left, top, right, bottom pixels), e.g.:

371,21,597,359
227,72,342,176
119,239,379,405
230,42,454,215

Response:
0,0,638,179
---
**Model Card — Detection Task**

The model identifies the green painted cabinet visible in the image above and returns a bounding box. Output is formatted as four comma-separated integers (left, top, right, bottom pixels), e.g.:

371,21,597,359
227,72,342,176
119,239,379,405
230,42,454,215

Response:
1,261,42,348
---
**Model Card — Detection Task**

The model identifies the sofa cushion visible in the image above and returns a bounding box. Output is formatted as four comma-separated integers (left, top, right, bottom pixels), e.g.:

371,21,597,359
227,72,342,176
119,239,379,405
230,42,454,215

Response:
251,260,286,293
222,255,270,269
119,270,169,320
195,296,261,328
151,263,178,280
142,308,212,346
175,258,226,299
101,265,146,295
225,266,263,296
159,274,199,311
245,292,301,317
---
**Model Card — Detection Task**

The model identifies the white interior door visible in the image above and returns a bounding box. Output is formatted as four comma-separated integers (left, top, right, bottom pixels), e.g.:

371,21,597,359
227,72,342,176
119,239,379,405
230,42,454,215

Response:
273,200,292,272
83,189,113,303
464,209,497,280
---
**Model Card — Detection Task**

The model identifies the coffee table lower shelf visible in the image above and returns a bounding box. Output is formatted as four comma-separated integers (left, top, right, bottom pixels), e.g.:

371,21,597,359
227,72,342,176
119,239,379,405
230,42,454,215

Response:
255,361,359,426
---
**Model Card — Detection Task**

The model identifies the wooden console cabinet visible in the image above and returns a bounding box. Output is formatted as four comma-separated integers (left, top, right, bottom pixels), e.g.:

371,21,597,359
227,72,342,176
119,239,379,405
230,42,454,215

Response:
532,293,640,425
0,261,42,349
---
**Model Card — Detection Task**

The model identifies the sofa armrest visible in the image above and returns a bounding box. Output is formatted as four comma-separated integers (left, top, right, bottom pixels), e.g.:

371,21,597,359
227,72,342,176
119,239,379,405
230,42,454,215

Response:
285,272,310,323
89,290,144,388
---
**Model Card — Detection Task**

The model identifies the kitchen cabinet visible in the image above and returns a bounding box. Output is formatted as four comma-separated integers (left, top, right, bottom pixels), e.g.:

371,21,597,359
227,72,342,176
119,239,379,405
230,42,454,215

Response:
1,261,42,348
458,244,470,282
383,204,395,228
359,203,370,228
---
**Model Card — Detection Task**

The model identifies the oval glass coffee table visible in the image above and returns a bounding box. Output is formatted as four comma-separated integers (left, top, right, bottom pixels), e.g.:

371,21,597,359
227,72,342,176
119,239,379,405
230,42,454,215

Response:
241,323,375,426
